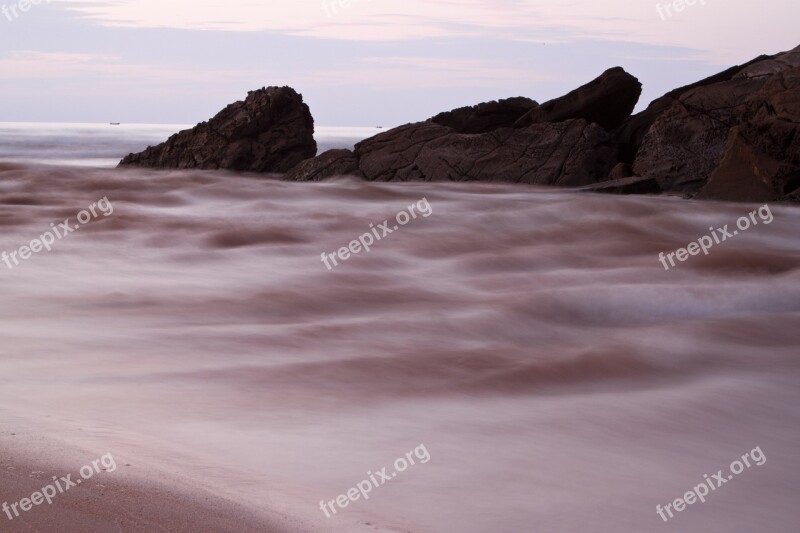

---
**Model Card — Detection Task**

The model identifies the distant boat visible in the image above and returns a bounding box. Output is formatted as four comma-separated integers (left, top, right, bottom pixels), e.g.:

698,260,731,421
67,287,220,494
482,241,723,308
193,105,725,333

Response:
110,122,121,126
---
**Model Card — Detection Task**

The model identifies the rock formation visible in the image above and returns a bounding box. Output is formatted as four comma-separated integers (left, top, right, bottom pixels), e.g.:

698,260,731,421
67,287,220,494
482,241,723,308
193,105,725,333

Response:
290,45,800,202
119,86,316,173
288,70,638,186
430,97,538,134
626,45,800,202
513,67,641,130
120,45,800,203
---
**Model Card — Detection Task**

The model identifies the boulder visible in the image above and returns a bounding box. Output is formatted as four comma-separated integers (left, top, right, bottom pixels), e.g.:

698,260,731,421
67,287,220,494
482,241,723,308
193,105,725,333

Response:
514,67,642,130
119,86,316,173
632,46,800,201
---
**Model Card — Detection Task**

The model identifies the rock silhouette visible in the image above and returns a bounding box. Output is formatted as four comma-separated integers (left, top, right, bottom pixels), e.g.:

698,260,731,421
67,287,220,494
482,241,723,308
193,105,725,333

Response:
122,46,800,203
289,68,636,187
119,86,316,173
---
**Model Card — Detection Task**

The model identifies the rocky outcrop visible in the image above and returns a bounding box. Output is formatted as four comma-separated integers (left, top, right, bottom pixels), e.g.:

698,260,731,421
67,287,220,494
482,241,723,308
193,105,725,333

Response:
429,97,538,134
613,54,776,164
513,67,642,130
630,46,800,201
352,120,618,186
285,149,361,181
289,69,637,186
119,87,316,172
694,128,781,202
116,46,800,203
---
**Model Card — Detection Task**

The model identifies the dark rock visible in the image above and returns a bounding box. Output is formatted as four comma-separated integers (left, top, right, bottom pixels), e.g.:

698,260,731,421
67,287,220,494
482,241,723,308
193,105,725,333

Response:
351,119,618,186
578,176,661,195
514,67,642,130
607,162,634,181
286,46,800,202
429,97,538,133
285,149,362,181
119,86,316,172
287,116,618,186
694,128,779,202
632,46,800,201
614,53,778,164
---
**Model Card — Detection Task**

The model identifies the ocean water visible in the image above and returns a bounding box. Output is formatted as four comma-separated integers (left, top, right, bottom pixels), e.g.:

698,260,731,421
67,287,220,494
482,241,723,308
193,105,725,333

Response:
0,125,799,532
0,122,382,167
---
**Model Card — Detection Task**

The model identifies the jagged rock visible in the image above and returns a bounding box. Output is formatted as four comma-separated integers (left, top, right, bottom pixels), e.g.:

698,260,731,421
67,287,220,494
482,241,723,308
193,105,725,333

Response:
632,46,800,200
288,88,619,185
614,54,775,164
429,97,538,133
119,86,316,172
695,128,780,202
284,46,800,202
514,67,642,130
285,149,361,181
351,119,617,186
287,117,618,186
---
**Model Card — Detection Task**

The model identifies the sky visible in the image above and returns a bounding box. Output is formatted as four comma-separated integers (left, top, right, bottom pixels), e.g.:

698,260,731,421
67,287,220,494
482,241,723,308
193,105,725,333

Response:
0,0,797,126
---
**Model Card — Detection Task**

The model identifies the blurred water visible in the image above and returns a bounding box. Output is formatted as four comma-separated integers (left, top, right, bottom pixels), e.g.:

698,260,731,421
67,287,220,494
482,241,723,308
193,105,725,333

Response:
0,125,798,532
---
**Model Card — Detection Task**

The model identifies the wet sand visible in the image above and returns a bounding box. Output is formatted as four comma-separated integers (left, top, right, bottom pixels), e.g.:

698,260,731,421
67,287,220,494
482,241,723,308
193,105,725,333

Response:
0,428,289,533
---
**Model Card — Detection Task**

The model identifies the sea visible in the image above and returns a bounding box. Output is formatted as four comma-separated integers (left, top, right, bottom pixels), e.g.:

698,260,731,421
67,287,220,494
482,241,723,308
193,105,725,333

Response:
0,122,382,167
0,122,799,532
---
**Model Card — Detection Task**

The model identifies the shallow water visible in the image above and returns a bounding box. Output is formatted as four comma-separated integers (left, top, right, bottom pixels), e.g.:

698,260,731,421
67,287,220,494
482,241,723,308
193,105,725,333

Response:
0,159,799,531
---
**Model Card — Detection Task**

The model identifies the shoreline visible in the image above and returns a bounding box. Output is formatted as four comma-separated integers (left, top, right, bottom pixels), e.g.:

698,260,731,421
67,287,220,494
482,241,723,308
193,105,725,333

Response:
0,429,290,533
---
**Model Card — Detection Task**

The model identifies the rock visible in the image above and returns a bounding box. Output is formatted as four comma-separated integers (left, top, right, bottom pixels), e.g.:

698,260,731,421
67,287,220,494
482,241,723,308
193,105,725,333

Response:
514,67,642,130
285,149,361,181
607,162,633,181
632,46,800,201
352,120,616,186
695,128,780,202
429,97,538,133
285,46,800,202
288,87,618,185
577,176,661,195
288,117,618,186
119,86,316,172
614,54,774,164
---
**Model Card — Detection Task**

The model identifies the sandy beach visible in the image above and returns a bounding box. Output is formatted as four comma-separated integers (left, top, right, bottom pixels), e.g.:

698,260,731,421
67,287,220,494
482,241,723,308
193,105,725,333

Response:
0,429,287,532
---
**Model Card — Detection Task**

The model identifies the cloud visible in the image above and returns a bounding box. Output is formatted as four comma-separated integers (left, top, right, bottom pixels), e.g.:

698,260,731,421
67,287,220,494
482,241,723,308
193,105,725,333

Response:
50,0,799,64
0,50,266,85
